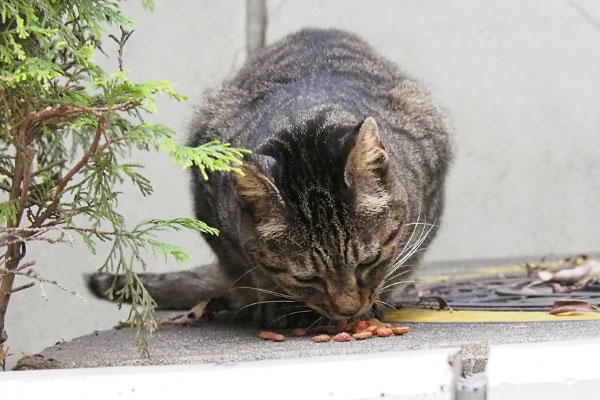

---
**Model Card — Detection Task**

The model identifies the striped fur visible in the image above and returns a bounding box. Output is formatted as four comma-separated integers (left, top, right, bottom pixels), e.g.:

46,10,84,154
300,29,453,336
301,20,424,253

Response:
186,29,452,326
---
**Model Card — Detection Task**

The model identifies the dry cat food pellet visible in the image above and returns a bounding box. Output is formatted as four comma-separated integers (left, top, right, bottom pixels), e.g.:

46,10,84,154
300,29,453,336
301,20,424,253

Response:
368,318,392,328
334,332,352,342
366,325,379,334
352,331,373,340
392,326,410,335
376,327,394,337
259,331,286,342
312,334,331,343
292,328,307,337
352,321,369,333
367,318,383,327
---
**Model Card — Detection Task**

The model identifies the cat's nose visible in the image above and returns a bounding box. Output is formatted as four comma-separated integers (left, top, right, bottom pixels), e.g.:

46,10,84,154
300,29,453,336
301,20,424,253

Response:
331,297,363,317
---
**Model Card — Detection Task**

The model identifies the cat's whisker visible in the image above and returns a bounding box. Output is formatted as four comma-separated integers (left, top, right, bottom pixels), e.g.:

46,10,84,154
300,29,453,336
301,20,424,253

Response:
232,300,297,319
375,299,400,313
277,304,311,312
390,214,427,269
379,279,421,293
267,309,313,328
386,217,437,278
394,241,431,271
382,267,413,286
230,286,301,302
306,316,323,330
386,245,428,281
404,222,439,227
229,266,258,288
394,210,423,265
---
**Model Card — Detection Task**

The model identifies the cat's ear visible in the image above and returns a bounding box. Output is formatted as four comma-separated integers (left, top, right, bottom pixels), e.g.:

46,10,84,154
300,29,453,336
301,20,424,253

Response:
344,117,391,214
234,162,286,237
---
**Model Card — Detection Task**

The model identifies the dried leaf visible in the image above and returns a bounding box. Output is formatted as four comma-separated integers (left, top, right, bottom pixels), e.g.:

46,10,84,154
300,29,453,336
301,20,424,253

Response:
539,260,600,284
520,287,538,295
552,277,595,294
549,299,600,315
170,300,209,324
418,296,454,312
537,271,554,282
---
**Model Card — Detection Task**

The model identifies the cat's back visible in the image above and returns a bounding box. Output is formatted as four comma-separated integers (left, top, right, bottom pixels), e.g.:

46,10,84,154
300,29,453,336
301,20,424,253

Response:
189,29,403,147
232,29,398,96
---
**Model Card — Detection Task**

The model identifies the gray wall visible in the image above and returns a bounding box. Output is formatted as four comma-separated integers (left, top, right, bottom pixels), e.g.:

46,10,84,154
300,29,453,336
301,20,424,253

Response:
5,0,600,368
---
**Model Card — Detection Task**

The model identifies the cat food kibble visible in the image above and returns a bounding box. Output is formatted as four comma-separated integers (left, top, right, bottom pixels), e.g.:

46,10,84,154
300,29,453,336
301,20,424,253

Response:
334,332,352,342
259,331,286,342
352,331,373,340
292,328,307,337
313,334,331,343
368,318,392,328
263,320,409,344
366,325,379,334
376,327,394,337
392,326,410,335
352,320,369,333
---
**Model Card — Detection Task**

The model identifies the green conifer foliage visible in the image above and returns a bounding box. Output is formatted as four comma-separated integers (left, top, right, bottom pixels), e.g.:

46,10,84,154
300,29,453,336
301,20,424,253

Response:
0,0,248,368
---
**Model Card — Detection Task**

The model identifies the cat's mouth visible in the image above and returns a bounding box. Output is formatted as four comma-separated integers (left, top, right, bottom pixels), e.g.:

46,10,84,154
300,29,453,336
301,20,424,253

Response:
306,300,373,321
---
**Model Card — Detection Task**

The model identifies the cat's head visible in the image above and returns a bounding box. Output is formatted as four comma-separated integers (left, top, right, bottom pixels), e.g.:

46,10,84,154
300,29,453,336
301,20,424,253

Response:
235,116,409,320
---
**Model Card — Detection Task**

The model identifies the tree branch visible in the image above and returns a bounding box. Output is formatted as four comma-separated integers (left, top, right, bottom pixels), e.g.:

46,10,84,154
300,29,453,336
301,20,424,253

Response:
31,158,67,177
32,113,110,228
1,282,35,295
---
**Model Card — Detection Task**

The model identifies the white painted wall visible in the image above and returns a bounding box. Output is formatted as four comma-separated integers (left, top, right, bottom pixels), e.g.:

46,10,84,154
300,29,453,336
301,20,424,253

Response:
5,0,600,368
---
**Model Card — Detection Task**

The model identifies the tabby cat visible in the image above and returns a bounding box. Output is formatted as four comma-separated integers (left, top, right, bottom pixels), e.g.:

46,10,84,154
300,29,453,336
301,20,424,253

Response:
89,29,452,327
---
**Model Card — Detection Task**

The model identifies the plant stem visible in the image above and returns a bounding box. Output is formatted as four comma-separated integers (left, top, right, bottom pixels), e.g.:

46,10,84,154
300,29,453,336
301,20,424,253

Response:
0,146,29,358
32,112,109,228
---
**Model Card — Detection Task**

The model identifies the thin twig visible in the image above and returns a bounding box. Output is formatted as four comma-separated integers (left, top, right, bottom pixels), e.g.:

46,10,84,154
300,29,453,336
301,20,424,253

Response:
1,282,35,295
31,158,67,177
0,268,86,303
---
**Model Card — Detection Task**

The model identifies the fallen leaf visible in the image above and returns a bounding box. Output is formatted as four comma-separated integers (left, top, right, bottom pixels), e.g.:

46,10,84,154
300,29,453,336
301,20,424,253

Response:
549,299,600,315
418,296,454,312
537,271,554,282
539,260,600,284
170,300,210,324
551,277,594,294
520,287,538,295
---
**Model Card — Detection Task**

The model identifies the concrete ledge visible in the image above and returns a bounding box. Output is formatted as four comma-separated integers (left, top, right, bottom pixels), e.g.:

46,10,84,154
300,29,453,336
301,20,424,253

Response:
487,340,600,399
0,348,459,400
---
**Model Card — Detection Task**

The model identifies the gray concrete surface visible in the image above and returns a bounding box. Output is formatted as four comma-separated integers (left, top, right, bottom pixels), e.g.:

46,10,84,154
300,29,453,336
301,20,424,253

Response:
22,318,600,369
4,0,600,370
13,254,599,370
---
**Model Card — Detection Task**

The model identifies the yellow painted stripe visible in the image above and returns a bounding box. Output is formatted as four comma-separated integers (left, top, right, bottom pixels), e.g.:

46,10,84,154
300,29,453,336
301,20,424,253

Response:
424,264,525,283
423,257,596,283
385,308,600,323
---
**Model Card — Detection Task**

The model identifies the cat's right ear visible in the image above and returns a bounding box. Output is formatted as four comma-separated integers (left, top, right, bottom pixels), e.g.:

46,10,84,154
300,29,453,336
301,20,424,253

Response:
344,117,391,214
234,162,286,237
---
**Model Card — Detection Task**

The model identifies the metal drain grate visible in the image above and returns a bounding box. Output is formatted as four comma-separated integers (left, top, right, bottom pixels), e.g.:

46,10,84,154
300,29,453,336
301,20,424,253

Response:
409,276,600,311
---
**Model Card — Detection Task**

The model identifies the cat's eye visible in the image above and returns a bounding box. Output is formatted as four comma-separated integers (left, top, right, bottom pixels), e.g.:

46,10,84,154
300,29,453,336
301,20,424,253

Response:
293,275,323,285
359,250,381,268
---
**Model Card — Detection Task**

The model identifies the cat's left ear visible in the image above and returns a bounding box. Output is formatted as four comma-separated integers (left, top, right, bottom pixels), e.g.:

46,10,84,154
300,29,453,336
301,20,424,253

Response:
344,117,391,214
234,161,287,237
